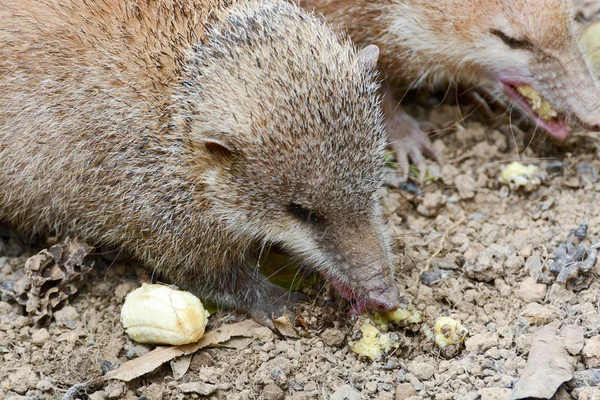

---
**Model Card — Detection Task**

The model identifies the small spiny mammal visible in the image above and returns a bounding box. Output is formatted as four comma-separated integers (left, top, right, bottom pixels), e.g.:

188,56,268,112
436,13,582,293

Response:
299,0,600,169
0,0,400,326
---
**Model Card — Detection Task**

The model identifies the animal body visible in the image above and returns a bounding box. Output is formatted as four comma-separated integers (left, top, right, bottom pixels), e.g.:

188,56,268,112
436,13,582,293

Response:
299,0,600,170
0,0,400,326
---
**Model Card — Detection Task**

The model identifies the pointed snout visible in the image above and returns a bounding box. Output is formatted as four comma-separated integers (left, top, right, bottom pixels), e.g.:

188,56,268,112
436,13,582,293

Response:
365,285,400,312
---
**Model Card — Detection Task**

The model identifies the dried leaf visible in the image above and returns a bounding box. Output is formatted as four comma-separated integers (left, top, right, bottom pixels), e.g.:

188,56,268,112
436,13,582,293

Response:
170,355,192,380
103,319,261,382
62,319,262,400
510,324,584,399
273,315,299,338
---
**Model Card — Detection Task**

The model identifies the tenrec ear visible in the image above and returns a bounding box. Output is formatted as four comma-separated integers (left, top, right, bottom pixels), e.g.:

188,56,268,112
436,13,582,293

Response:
355,44,380,71
202,137,236,159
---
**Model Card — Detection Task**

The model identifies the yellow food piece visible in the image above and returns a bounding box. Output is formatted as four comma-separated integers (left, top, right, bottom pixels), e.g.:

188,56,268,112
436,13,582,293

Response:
372,307,422,331
499,161,542,190
516,86,557,120
120,283,209,345
579,22,600,72
434,316,468,348
350,321,400,361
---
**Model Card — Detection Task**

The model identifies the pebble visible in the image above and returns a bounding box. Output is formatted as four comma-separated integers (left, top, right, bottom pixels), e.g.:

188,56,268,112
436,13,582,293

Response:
5,368,38,394
407,361,436,381
143,383,164,400
36,379,53,392
521,303,554,325
516,277,546,303
395,383,417,400
54,306,80,329
31,328,50,345
568,369,600,388
104,381,125,399
178,382,228,396
257,356,291,387
321,328,346,348
465,333,499,354
263,383,285,400
330,384,361,400
582,336,600,368
478,387,510,400
88,390,107,400
126,344,152,359
114,283,133,301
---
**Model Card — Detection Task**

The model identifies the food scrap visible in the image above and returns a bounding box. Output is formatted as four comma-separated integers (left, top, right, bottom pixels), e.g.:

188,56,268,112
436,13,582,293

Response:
499,161,545,191
516,86,558,120
349,320,400,361
120,283,209,345
372,307,422,332
433,317,468,348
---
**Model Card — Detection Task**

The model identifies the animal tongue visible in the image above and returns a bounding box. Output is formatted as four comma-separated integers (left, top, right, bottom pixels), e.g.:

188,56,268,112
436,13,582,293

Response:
499,81,571,141
534,117,570,141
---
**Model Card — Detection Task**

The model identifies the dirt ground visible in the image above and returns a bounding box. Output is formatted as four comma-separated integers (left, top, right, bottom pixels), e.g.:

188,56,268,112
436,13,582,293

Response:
2,6,600,400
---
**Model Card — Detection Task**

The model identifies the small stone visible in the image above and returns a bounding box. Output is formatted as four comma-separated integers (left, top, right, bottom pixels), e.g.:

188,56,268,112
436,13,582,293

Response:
105,381,126,399
257,356,291,387
465,333,499,354
455,174,477,199
478,388,510,400
126,344,152,359
13,315,29,329
583,336,600,368
143,383,164,400
6,368,38,394
407,361,436,381
264,383,285,400
330,384,361,400
178,382,227,396
396,383,417,400
568,369,600,388
54,306,80,329
114,283,133,301
521,303,554,325
31,328,50,345
321,328,346,347
516,277,547,303
36,379,53,392
365,381,377,393
89,390,107,400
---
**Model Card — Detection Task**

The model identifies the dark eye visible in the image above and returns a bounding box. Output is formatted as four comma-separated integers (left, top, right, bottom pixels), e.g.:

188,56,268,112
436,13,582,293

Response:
490,29,532,50
288,203,322,224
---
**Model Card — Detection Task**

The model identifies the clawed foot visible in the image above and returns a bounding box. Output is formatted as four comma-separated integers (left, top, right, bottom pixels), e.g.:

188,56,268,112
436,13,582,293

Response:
249,289,307,331
382,94,441,182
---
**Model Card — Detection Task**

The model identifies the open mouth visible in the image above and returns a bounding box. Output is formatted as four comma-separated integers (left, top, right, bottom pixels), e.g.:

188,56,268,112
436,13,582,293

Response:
330,277,368,315
500,80,570,140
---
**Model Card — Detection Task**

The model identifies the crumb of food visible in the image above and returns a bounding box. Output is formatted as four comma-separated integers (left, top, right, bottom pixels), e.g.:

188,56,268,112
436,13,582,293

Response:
349,320,400,361
120,283,209,345
516,86,558,120
433,316,468,348
372,307,422,332
579,22,600,69
499,161,545,191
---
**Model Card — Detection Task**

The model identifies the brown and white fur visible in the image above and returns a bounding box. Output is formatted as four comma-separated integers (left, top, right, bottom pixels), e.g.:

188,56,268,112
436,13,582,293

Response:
299,0,600,172
0,0,400,326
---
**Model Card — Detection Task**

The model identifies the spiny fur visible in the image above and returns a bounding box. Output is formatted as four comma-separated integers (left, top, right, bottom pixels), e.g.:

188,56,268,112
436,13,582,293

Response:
299,0,600,132
0,0,399,320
